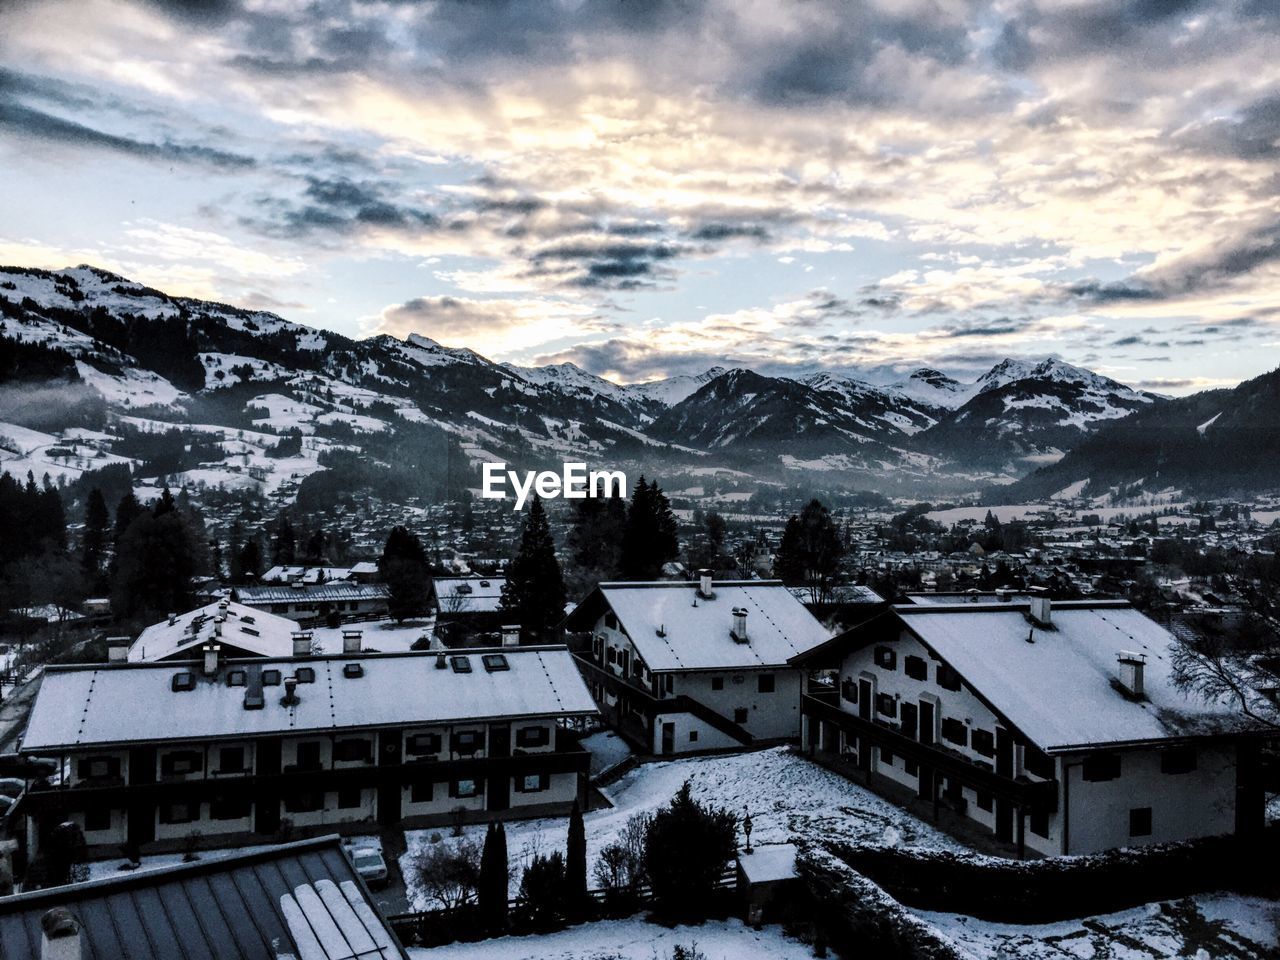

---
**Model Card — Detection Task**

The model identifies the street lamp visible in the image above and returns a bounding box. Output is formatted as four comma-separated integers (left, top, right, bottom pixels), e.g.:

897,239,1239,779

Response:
742,806,753,854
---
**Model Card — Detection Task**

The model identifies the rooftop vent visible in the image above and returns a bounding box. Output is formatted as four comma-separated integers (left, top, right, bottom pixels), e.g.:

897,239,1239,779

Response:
435,651,448,669
697,569,714,600
731,607,749,643
342,629,363,655
167,612,177,626
281,677,299,706
106,637,130,663
1117,651,1147,699
290,578,306,590
458,584,473,595
203,643,220,676
480,580,490,588
501,624,520,647
40,907,81,960
1028,597,1052,627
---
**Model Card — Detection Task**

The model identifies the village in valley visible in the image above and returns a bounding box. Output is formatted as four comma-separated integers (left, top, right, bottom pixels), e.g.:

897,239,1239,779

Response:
0,460,1277,959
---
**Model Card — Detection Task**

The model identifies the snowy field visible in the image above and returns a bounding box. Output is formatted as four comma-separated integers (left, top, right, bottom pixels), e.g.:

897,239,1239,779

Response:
401,746,966,908
919,893,1280,959
407,917,813,960
926,502,1190,526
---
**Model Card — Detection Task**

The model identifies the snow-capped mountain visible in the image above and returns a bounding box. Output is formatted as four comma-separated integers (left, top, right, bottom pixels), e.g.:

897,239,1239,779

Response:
911,358,1161,471
0,264,1169,497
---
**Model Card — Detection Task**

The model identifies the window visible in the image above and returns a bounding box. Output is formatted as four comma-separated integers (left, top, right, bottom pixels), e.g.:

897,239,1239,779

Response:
407,733,442,756
757,674,775,693
841,678,858,703
295,741,322,770
337,787,362,809
1023,746,1055,780
334,739,372,763
1082,753,1121,782
160,801,198,824
971,730,995,758
227,670,247,687
733,707,749,724
880,749,894,766
217,747,246,774
516,773,549,793
211,797,251,821
976,790,993,812
689,730,699,743
940,718,967,747
451,731,483,755
936,664,962,692
516,726,550,748
161,751,203,777
79,756,121,781
904,656,928,681
284,791,324,813
451,656,472,673
592,636,603,659
606,647,617,664
663,675,674,695
171,672,195,692
410,781,434,803
451,779,481,799
263,669,281,686
483,654,510,672
84,807,112,832
604,612,618,630
342,663,364,678
1030,808,1050,838
904,759,918,777
295,667,316,683
1160,747,1197,775
711,676,724,691
1129,807,1152,837
874,646,897,670
876,693,897,718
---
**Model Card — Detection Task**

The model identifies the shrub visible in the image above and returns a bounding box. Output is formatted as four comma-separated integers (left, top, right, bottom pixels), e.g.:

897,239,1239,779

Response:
407,837,482,912
518,851,566,929
644,781,738,921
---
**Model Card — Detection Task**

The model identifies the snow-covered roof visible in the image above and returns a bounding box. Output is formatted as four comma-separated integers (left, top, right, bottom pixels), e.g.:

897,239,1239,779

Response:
789,584,884,606
130,600,299,662
434,576,506,615
894,602,1256,752
22,647,597,751
738,843,799,885
575,581,831,671
261,565,352,584
237,582,390,604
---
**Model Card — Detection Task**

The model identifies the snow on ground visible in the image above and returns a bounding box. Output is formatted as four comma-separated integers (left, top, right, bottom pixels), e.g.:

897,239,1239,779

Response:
582,729,632,778
86,842,282,882
402,747,966,908
919,893,1280,959
407,917,813,960
75,361,186,409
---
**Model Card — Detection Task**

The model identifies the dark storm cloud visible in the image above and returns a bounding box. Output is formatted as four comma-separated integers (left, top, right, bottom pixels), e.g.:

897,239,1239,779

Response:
138,0,242,26
1065,279,1160,303
689,222,771,243
526,237,687,290
1176,93,1280,160
245,177,440,239
0,98,255,169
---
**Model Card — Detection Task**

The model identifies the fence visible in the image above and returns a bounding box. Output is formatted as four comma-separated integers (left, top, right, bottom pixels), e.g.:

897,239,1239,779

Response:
387,865,738,946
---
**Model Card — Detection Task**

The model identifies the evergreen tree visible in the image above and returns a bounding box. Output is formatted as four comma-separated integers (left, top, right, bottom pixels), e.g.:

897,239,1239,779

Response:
619,477,679,580
272,515,296,566
479,822,508,932
236,538,263,583
565,494,627,594
153,486,176,518
379,525,430,622
566,800,588,918
500,499,567,643
112,509,197,619
304,529,328,565
773,499,843,602
81,488,110,586
643,781,738,922
113,492,143,549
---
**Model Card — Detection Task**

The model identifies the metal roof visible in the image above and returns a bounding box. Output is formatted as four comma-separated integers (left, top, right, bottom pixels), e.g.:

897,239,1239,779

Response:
129,600,299,662
21,647,599,751
236,583,390,604
0,836,407,959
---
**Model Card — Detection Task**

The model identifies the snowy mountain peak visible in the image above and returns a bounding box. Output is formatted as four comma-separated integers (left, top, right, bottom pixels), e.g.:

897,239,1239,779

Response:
630,366,733,406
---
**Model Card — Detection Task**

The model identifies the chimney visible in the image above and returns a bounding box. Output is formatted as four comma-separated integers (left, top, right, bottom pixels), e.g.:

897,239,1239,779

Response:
40,908,81,960
435,651,448,669
290,578,305,590
342,629,362,655
1028,596,1052,626
282,676,299,705
697,569,714,599
167,612,177,626
106,637,130,663
501,624,521,647
292,632,312,657
202,643,220,676
218,598,229,611
1117,651,1146,698
731,607,749,643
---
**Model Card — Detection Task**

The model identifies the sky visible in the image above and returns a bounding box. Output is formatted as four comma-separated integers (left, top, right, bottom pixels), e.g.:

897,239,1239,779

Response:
0,0,1277,393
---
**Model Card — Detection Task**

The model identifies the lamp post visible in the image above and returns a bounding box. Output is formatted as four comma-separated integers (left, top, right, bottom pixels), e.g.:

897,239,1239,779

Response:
742,807,753,854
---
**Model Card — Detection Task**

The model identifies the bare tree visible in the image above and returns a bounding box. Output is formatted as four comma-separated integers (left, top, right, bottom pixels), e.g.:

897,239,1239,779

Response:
1170,613,1279,729
406,837,482,911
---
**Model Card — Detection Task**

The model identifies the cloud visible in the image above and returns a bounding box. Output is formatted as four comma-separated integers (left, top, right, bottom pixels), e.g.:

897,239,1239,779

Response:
375,294,600,355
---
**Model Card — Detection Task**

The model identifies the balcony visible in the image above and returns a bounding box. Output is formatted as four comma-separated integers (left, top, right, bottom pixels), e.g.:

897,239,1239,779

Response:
801,695,1057,810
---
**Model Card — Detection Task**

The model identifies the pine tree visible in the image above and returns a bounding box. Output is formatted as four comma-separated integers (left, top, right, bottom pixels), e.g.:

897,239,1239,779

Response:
566,800,588,918
379,526,430,622
619,477,679,580
479,822,508,932
112,509,197,619
773,499,843,603
237,538,263,583
81,488,110,586
272,515,296,566
500,498,567,643
113,492,143,549
153,486,176,518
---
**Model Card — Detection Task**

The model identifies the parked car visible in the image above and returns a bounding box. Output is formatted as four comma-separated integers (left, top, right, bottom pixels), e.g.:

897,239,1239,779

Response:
344,840,389,888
